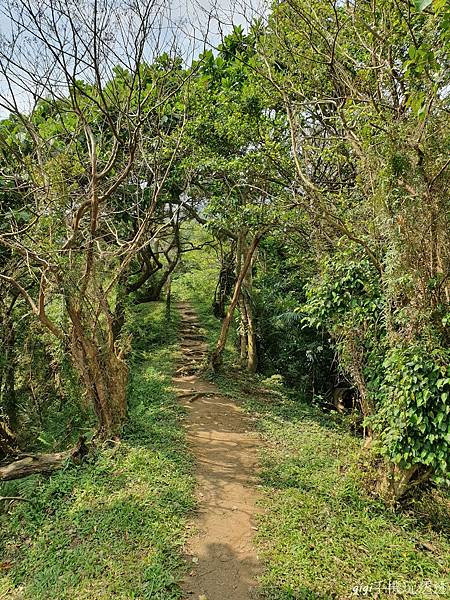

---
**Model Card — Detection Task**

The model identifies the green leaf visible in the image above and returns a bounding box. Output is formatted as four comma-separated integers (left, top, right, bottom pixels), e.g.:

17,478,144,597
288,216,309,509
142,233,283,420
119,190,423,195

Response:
415,0,432,10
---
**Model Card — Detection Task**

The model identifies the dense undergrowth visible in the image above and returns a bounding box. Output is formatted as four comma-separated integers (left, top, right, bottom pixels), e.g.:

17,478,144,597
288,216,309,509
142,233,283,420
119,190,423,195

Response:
0,303,194,600
175,263,450,599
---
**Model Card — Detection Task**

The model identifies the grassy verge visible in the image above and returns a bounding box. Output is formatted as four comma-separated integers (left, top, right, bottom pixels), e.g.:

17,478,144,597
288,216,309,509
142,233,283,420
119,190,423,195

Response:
179,279,450,599
0,302,194,600
213,372,450,599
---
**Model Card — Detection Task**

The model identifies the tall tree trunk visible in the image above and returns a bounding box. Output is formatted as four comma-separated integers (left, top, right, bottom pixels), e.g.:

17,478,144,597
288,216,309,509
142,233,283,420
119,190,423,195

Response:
165,274,172,319
239,295,249,365
240,233,258,372
211,232,263,372
346,335,374,430
236,233,248,364
68,305,128,438
213,253,236,319
242,291,257,373
112,270,129,341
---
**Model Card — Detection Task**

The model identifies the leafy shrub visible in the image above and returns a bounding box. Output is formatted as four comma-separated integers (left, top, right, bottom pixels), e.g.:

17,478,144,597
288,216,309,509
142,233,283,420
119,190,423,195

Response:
371,344,450,485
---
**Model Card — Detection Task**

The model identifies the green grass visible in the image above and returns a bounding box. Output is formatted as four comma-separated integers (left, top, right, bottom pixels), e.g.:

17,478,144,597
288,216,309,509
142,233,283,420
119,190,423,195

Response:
179,271,450,599
0,302,194,600
8,265,446,600
212,372,450,599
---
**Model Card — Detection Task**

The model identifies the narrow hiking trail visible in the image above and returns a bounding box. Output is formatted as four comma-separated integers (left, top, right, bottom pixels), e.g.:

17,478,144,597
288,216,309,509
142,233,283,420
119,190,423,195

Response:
173,302,262,600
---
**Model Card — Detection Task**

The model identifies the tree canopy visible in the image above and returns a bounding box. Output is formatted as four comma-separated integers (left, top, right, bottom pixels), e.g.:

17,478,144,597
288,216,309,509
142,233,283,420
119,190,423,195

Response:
0,0,449,504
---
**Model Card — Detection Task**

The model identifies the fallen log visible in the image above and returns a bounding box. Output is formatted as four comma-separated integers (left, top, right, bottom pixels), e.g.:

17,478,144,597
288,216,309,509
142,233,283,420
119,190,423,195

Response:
0,437,88,482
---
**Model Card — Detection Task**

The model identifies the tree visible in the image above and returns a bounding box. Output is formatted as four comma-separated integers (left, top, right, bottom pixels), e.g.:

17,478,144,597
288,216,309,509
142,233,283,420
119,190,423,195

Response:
178,27,289,371
0,0,188,438
254,0,450,499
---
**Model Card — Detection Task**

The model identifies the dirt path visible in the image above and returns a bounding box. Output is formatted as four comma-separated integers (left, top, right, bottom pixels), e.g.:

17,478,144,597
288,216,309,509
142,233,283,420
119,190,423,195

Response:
174,302,262,600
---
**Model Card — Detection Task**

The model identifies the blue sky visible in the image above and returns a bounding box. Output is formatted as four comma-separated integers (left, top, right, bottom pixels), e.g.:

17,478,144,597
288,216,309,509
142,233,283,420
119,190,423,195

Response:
0,0,265,117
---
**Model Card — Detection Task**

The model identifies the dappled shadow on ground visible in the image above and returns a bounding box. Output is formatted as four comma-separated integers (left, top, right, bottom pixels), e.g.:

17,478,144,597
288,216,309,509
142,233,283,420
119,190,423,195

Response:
206,366,450,599
218,368,450,541
258,391,450,542
182,541,333,600
212,366,353,441
183,542,261,600
175,302,262,600
0,391,194,600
